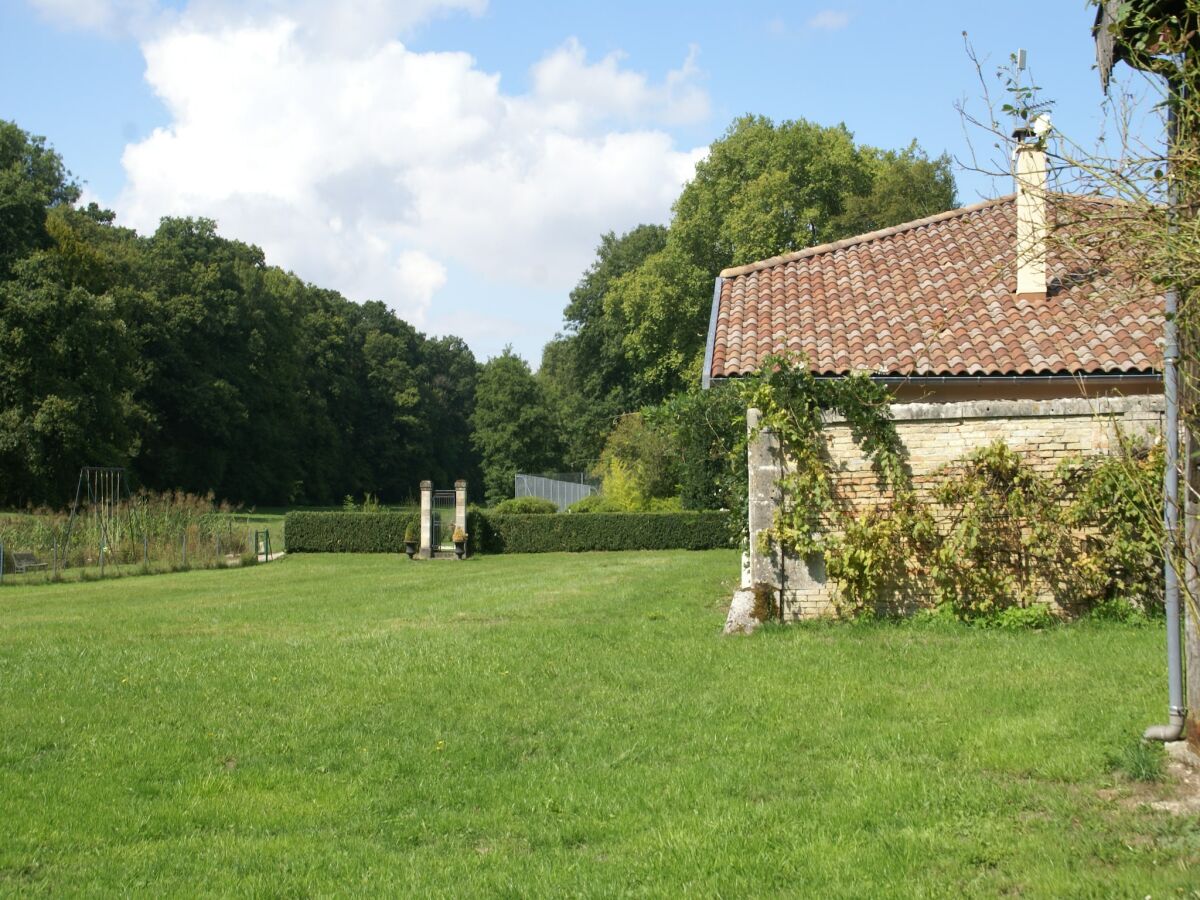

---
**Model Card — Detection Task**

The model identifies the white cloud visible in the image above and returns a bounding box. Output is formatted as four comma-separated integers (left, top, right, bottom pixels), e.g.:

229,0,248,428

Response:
110,6,708,335
28,0,158,35
530,38,709,127
807,9,850,30
29,0,486,43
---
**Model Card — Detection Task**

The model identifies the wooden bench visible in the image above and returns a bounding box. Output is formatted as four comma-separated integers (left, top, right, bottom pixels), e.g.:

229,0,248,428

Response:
10,552,48,574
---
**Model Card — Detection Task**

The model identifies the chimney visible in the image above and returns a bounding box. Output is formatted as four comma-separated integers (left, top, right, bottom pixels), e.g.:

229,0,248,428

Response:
1013,129,1048,299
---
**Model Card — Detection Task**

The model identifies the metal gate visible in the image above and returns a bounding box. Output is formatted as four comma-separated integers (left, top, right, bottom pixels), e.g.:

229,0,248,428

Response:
431,490,456,550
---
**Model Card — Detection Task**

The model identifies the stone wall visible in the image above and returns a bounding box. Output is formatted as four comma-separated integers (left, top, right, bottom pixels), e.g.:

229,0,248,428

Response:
747,395,1165,620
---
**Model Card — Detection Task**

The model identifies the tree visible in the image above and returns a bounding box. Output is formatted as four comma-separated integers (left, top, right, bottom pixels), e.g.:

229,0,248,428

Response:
0,254,144,506
830,142,959,237
0,120,79,279
1086,0,1200,751
471,348,560,505
539,225,667,469
0,121,486,508
600,116,958,405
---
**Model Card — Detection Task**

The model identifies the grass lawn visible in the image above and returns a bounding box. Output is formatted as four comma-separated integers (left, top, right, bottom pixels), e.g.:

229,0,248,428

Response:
0,551,1197,895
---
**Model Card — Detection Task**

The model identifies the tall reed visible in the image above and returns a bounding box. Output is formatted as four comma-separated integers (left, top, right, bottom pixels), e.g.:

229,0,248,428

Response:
0,491,261,582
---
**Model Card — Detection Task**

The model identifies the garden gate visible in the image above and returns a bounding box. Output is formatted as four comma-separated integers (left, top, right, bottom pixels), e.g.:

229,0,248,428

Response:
417,480,469,559
431,490,456,551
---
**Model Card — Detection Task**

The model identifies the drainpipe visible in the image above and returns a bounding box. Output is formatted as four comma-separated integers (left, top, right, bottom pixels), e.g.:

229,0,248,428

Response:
1145,88,1187,743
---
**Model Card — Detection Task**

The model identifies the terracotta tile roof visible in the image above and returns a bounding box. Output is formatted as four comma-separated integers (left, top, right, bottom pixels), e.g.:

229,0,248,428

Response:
706,195,1163,380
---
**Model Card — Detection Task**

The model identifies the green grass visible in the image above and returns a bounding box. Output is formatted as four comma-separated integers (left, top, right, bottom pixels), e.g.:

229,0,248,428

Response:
0,551,1196,895
1110,738,1169,783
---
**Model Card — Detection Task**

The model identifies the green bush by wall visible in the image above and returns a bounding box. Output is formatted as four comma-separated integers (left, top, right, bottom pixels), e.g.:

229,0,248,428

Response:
285,509,731,554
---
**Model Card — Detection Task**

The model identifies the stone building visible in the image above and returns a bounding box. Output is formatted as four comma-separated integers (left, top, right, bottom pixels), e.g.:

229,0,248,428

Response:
703,138,1163,619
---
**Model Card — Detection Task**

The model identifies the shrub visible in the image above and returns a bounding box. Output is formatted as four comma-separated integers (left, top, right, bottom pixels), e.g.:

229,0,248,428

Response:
403,523,416,543
825,494,937,618
822,437,1164,624
285,510,418,553
594,412,680,507
567,494,620,513
471,510,731,554
285,509,731,554
492,496,559,515
1068,442,1164,613
930,441,1074,619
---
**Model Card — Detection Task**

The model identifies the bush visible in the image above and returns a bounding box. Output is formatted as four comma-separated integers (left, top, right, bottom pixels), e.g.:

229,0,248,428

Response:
822,437,1164,623
567,494,620,513
471,510,731,554
492,496,559,515
285,508,731,554
285,510,418,553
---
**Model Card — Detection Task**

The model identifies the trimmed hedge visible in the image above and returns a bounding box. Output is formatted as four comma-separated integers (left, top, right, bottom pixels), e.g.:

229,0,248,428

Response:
285,509,731,554
491,496,559,515
285,511,418,553
471,510,731,554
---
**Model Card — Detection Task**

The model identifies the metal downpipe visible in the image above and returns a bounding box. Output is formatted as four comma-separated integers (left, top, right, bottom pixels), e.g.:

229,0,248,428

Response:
1145,93,1187,743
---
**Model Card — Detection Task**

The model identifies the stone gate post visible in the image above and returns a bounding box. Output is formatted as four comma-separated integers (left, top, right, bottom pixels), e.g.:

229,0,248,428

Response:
419,480,433,559
454,480,468,558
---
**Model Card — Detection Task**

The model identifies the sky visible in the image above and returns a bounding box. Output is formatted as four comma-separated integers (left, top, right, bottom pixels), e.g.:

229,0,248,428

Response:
0,0,1166,366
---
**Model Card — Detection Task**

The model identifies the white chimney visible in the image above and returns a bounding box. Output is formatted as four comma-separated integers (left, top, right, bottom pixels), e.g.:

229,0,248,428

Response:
1013,134,1048,298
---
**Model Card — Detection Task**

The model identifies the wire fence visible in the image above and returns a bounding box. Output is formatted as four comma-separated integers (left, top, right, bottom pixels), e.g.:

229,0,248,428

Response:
515,473,600,512
0,493,276,585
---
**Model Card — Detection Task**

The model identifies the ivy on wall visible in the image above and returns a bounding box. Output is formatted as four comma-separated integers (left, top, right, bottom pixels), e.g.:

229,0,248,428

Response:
742,354,909,558
742,355,1165,621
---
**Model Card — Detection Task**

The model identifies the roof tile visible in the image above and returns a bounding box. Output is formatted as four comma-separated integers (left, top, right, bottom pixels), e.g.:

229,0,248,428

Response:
709,196,1161,379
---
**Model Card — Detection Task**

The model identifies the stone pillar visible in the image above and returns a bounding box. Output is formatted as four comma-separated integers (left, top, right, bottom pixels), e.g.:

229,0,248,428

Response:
746,406,829,621
454,480,468,558
419,480,433,559
746,407,777,591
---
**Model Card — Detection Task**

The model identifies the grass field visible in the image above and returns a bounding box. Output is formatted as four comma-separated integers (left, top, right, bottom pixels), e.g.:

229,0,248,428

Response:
0,551,1197,895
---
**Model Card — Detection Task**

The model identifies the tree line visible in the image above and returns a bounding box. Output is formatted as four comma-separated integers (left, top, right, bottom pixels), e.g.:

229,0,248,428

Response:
0,121,477,508
0,115,956,509
529,115,958,508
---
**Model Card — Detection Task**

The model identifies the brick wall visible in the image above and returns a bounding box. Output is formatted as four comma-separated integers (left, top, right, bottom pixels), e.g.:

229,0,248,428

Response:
747,395,1165,620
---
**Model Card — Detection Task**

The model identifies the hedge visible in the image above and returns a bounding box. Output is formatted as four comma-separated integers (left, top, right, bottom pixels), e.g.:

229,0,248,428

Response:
284,509,732,554
471,511,731,553
285,510,418,553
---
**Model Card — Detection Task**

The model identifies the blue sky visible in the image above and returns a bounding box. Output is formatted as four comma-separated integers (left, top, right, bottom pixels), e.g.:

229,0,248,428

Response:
0,0,1163,365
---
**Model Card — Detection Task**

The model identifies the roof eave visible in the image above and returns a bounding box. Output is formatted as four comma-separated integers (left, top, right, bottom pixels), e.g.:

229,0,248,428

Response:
701,275,723,390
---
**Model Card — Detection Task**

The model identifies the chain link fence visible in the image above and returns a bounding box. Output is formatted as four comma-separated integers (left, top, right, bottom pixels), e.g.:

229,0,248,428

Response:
514,473,600,512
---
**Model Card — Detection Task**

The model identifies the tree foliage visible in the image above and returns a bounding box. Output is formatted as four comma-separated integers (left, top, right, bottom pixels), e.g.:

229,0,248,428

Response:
0,120,480,508
541,115,958,434
539,225,667,469
471,348,560,506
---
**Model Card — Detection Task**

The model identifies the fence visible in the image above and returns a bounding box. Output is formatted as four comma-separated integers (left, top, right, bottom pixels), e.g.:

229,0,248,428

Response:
0,511,273,585
514,473,599,512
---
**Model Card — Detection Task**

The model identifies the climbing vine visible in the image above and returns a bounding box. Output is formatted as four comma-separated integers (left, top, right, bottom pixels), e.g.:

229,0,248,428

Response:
740,355,1164,622
741,353,909,558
